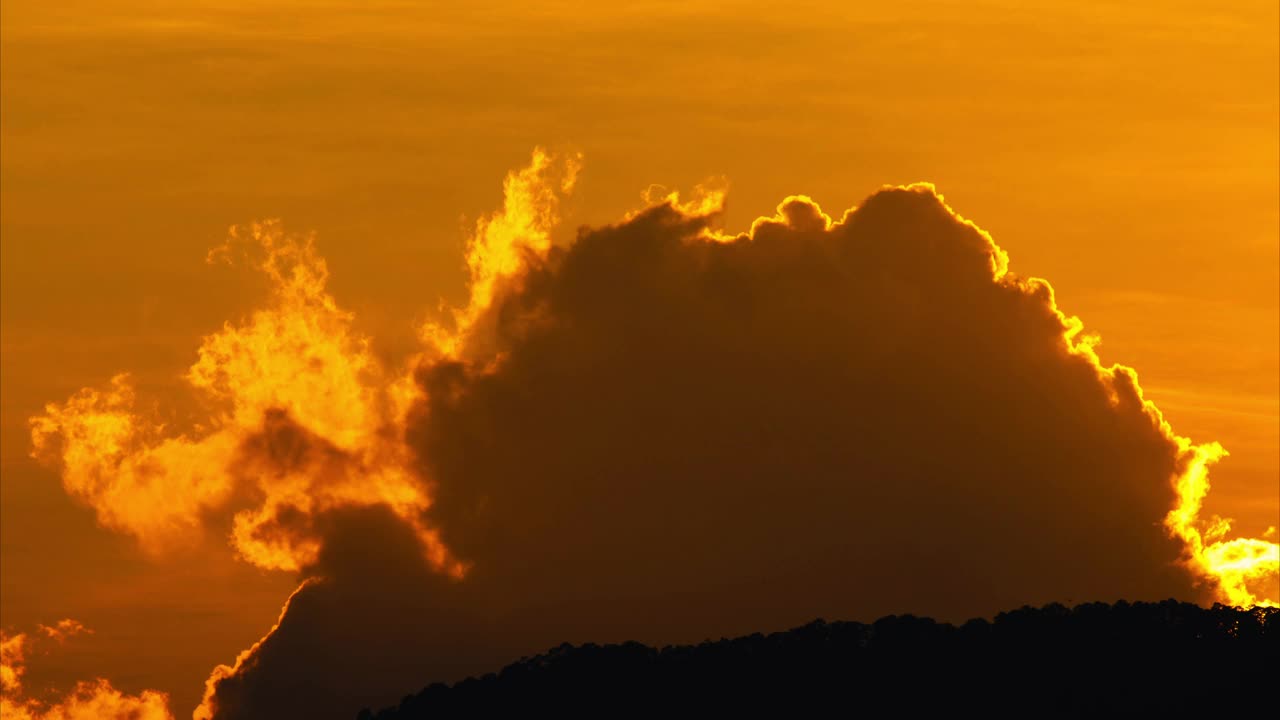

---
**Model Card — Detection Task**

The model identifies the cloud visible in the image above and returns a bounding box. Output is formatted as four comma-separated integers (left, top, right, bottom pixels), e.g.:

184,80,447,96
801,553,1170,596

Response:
406,184,1199,632
31,150,1277,719
29,221,459,577
194,505,493,720
0,621,173,720
1,632,27,697
35,620,90,644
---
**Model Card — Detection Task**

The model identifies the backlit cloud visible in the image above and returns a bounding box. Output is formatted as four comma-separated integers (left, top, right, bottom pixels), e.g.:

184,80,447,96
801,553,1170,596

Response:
0,621,172,720
30,150,1277,719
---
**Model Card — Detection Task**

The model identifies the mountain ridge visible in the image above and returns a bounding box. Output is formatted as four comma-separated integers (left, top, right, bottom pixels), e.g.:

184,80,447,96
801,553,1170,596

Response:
359,599,1278,718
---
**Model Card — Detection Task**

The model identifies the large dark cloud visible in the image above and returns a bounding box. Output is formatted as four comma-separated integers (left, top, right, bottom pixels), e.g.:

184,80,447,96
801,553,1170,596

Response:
203,185,1201,719
198,504,493,720
410,187,1193,629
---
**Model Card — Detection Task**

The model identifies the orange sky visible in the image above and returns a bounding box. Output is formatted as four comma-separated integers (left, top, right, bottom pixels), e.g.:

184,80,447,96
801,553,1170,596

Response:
1,1,1277,717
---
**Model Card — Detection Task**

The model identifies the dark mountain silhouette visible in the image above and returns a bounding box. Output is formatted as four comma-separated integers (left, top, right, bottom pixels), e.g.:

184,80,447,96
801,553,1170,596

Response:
359,600,1277,718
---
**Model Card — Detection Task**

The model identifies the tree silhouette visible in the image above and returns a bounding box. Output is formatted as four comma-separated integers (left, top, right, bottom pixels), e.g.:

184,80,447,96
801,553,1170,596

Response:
356,600,1277,718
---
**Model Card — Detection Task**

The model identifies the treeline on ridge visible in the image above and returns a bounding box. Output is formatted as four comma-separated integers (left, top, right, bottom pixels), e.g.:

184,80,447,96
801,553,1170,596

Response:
359,600,1278,718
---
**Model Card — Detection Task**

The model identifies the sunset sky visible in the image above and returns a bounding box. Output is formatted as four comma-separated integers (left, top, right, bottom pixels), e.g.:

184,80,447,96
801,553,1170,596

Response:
1,2,1277,718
